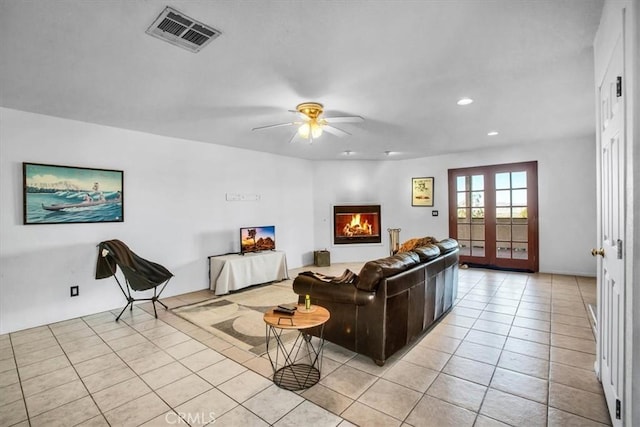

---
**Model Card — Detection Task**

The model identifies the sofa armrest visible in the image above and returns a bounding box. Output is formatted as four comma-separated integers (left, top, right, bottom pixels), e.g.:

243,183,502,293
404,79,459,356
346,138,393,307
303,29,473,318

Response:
293,275,375,305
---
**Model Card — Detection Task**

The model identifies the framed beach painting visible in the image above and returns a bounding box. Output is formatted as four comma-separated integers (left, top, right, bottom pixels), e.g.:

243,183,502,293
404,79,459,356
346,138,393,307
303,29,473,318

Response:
412,177,434,207
23,162,124,224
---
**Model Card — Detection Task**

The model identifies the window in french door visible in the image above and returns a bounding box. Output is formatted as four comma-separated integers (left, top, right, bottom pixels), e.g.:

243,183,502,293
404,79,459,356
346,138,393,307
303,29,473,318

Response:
448,161,539,272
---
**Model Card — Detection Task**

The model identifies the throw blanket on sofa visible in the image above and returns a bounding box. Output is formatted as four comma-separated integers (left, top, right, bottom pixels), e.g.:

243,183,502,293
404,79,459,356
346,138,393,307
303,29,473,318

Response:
398,236,437,253
299,269,358,284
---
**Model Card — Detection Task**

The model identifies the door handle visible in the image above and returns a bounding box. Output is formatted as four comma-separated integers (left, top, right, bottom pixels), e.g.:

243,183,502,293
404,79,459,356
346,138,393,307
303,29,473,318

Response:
591,248,605,257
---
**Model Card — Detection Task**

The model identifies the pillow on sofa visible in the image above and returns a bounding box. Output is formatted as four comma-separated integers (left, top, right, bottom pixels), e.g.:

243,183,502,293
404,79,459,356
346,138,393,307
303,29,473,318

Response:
356,252,420,291
435,238,459,254
412,244,441,262
356,262,383,292
398,236,437,253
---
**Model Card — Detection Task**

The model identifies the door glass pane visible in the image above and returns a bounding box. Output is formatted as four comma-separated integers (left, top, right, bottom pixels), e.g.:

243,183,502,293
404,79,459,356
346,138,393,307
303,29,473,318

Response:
496,190,510,206
471,241,485,257
457,192,468,207
471,192,484,207
458,224,471,240
513,242,528,259
512,207,528,218
471,175,484,191
496,225,511,241
512,189,527,206
459,240,471,256
497,241,511,258
496,208,511,220
512,171,527,188
472,208,484,219
471,224,485,241
457,208,470,223
457,176,467,191
495,172,510,189
512,224,528,242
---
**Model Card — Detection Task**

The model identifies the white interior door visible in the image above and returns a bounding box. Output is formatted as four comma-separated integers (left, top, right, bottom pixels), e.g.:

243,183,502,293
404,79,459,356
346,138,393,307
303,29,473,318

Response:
596,34,625,426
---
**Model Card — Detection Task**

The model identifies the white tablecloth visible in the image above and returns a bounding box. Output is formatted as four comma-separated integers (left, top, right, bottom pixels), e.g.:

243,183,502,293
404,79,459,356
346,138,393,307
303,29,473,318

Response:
209,251,289,295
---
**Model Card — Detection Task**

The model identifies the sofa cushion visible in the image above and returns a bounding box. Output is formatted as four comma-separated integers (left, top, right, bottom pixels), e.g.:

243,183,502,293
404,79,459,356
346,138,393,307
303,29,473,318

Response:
435,238,459,254
411,244,441,262
356,252,420,291
398,236,437,253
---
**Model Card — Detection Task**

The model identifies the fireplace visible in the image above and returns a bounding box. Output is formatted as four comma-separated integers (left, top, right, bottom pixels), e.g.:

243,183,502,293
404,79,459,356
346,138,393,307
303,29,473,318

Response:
333,205,382,245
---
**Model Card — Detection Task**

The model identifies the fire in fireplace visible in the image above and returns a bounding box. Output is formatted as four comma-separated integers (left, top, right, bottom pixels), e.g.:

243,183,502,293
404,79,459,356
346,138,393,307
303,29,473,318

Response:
333,205,382,245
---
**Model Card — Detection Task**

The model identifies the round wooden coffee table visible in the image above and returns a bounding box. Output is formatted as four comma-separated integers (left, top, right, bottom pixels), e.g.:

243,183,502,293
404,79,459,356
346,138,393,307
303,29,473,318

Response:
263,304,330,390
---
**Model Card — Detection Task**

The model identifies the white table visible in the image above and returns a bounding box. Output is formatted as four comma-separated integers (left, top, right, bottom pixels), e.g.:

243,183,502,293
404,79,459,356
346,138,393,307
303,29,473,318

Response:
209,251,289,295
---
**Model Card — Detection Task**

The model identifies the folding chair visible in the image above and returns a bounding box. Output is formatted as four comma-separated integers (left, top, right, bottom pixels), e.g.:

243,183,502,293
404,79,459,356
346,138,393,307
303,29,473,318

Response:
96,239,173,321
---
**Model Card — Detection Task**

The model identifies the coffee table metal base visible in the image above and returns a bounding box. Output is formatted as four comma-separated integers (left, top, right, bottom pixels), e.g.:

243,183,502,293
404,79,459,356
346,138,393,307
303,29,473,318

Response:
273,363,320,391
265,325,325,391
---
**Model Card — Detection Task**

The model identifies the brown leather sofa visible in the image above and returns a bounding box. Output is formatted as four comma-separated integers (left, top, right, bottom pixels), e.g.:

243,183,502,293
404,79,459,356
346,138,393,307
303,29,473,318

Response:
293,238,459,366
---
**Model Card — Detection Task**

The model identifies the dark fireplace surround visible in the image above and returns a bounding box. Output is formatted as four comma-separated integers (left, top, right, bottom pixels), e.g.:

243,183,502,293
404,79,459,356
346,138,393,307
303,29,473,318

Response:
333,205,382,245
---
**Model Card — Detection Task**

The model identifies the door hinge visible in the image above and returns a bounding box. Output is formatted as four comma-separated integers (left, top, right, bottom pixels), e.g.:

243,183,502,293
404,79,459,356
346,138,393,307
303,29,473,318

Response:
617,239,623,259
616,399,621,419
616,77,622,97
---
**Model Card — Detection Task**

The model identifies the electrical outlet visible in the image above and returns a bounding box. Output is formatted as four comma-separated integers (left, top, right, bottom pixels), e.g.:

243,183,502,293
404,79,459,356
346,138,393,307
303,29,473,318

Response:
432,210,439,216
70,286,79,297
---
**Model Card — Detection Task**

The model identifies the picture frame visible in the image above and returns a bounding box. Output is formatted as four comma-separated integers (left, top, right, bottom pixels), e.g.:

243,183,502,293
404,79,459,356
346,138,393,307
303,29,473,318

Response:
412,177,434,207
23,162,124,224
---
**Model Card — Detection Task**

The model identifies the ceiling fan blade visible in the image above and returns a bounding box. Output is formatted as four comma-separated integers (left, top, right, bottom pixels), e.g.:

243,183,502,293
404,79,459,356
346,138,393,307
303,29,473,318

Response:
324,116,364,124
288,131,299,144
251,122,299,131
323,125,351,137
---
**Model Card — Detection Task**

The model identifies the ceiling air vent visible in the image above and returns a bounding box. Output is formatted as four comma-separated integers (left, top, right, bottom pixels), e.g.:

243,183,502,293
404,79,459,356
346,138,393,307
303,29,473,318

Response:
146,6,221,53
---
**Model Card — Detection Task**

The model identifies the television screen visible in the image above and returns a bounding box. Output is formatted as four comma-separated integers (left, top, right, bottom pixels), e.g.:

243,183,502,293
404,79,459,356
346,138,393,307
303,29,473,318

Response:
240,225,276,254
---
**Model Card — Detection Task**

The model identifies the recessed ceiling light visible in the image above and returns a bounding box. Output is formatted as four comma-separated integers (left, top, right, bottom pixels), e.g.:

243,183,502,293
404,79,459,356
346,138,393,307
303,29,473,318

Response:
457,97,474,106
343,150,354,156
487,131,499,136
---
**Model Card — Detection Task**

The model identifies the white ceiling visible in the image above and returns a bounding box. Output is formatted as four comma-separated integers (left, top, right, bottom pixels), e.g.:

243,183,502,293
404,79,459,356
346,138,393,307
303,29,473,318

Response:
0,0,603,160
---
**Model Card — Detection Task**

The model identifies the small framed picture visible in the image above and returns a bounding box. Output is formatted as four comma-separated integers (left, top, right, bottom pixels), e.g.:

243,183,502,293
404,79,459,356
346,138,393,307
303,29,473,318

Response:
412,177,434,207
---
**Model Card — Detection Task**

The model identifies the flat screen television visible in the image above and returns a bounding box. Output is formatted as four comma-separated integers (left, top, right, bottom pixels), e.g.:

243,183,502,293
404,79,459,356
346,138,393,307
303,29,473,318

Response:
240,225,276,254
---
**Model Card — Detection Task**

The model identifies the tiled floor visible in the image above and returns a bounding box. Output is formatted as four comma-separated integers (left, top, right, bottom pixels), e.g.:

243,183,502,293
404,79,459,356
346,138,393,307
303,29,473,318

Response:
0,266,612,426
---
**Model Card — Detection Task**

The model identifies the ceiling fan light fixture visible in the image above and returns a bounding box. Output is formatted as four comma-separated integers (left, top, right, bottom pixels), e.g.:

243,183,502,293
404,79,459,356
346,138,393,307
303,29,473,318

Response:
298,123,310,138
296,102,324,119
252,101,362,143
296,103,325,140
311,122,323,138
297,121,323,139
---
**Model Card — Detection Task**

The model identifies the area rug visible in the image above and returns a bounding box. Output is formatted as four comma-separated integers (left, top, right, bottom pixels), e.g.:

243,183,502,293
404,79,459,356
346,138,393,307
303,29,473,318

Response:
172,282,299,355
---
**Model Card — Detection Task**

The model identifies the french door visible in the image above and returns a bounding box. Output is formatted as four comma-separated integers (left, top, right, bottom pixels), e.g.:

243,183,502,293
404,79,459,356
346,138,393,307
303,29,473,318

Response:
448,161,539,272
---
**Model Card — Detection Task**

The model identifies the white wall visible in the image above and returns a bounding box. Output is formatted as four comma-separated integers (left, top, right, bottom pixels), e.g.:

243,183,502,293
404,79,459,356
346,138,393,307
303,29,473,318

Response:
313,137,597,276
0,108,598,334
0,108,315,334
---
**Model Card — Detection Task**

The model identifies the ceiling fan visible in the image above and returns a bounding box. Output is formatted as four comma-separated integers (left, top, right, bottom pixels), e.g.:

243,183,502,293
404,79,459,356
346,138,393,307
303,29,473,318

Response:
251,102,364,144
